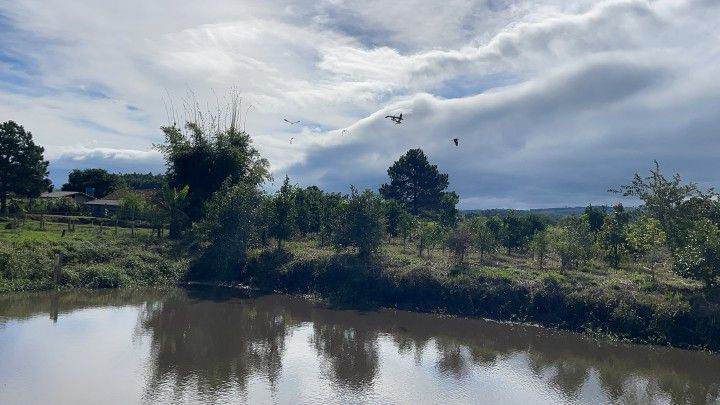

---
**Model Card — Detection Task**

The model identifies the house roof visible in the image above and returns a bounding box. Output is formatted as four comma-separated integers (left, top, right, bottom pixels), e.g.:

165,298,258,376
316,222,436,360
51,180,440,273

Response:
40,191,93,199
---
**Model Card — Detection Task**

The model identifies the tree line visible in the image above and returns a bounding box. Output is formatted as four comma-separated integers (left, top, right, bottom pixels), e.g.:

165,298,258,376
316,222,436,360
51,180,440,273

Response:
61,169,165,198
3,117,720,289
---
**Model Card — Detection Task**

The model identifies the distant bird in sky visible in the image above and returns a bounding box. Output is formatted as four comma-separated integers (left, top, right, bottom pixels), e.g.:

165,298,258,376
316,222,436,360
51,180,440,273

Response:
341,129,350,136
284,119,300,125
289,137,295,144
385,113,403,124
452,138,459,146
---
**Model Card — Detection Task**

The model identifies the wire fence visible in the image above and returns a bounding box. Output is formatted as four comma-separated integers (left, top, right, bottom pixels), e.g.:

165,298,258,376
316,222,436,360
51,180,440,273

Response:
22,209,159,222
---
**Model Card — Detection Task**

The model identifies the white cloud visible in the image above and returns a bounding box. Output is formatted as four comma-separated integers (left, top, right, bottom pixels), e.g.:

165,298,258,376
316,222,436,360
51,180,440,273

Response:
1,0,719,207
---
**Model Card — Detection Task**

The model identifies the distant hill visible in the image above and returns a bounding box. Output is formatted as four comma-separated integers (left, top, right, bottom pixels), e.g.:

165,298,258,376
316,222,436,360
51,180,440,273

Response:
462,206,611,220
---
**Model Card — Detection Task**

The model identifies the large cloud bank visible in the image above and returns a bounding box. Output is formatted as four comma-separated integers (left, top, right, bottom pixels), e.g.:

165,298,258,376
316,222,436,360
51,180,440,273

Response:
1,0,719,207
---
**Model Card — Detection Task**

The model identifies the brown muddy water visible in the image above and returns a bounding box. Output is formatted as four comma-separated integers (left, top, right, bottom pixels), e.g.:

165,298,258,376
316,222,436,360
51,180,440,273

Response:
0,286,718,404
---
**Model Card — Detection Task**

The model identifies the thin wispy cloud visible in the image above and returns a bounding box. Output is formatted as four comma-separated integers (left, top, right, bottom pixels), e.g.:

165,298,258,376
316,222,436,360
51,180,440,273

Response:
0,0,719,208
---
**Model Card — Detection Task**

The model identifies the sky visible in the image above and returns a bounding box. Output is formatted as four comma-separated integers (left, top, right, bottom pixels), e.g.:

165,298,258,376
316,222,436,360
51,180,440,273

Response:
1,0,719,209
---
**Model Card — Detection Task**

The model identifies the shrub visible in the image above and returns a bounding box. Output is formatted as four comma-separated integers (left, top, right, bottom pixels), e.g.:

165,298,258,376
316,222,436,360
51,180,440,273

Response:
332,187,386,261
193,182,264,280
672,219,720,288
548,216,593,271
529,230,549,269
446,225,473,265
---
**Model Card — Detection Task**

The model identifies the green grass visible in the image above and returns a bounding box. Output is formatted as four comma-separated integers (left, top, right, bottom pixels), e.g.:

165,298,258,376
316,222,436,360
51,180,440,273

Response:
0,218,187,293
0,218,158,242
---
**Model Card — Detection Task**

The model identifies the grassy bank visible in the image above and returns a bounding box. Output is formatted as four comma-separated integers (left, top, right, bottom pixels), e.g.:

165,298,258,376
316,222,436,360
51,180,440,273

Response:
229,239,720,351
0,219,188,293
3,219,719,351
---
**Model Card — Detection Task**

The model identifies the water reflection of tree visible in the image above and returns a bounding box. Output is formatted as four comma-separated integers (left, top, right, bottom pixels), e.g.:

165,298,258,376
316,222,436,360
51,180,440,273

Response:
138,288,720,404
138,288,303,403
310,316,379,390
19,286,702,404
305,309,720,404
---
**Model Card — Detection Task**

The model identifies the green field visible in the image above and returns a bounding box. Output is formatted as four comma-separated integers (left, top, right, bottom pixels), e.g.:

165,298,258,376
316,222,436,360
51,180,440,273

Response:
0,218,186,293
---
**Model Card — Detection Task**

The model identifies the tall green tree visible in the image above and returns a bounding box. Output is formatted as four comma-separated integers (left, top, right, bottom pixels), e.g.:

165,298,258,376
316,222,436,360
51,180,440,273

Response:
379,149,449,215
486,215,509,251
62,168,120,198
0,121,52,214
157,121,269,221
613,161,710,249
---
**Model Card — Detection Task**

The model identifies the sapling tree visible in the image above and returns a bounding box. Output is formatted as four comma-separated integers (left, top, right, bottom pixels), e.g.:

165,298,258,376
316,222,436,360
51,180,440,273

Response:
530,230,549,269
626,216,666,284
333,187,386,261
269,176,296,250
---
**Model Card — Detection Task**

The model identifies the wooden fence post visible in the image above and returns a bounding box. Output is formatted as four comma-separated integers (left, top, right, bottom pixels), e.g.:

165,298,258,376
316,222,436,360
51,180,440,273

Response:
54,253,63,284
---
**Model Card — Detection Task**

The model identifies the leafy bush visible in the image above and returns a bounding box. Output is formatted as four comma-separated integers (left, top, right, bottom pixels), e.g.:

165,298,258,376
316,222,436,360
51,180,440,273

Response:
446,225,473,265
332,187,386,261
672,219,720,288
548,216,594,271
193,182,264,280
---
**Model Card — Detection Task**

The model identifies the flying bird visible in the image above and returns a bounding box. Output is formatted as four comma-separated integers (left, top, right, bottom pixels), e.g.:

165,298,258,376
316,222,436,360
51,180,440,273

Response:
284,119,300,125
385,113,403,125
341,129,350,136
452,138,459,146
289,137,295,144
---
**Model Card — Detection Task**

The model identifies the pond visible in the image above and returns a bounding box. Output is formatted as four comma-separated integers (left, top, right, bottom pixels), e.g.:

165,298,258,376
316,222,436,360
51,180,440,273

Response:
0,286,718,404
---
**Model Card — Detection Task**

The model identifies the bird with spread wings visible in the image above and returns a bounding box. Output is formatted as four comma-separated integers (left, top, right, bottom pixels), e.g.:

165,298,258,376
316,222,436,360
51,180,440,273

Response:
385,113,403,124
